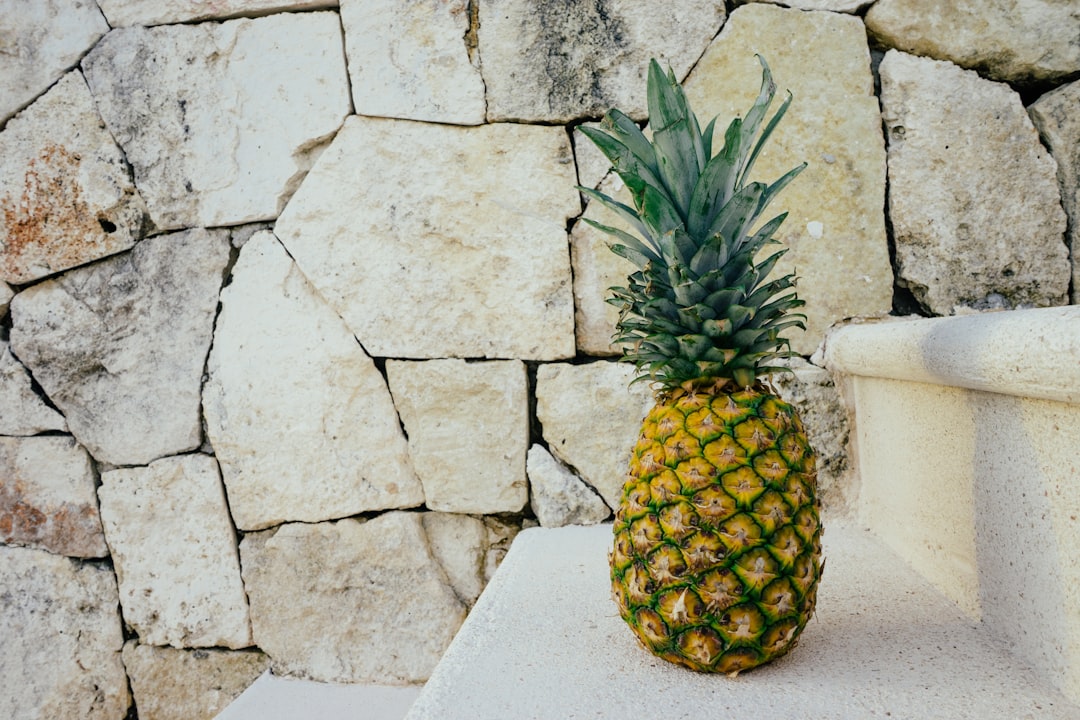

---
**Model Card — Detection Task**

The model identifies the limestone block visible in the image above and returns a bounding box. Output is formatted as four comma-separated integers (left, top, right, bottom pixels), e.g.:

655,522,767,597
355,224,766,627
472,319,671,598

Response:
276,116,578,360
240,513,467,684
0,436,105,558
341,0,485,124
535,362,653,509
527,444,611,528
1030,80,1080,305
97,0,333,26
122,642,269,720
481,516,522,584
387,359,528,513
572,121,615,191
204,232,422,531
0,71,149,284
771,359,852,515
683,4,892,355
10,229,230,466
98,455,251,649
572,173,638,356
0,280,11,315
478,0,727,122
0,545,129,720
81,13,350,231
866,0,1080,85
879,51,1069,315
0,0,108,124
732,0,873,10
421,512,488,606
0,341,67,435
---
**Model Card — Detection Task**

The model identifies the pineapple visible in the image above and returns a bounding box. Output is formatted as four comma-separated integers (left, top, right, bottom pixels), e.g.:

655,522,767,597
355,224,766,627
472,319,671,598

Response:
578,57,822,675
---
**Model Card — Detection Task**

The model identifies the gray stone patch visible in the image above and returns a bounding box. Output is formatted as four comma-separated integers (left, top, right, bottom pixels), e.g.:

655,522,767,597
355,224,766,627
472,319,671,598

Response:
478,0,727,122
240,513,467,684
880,51,1069,315
0,436,106,558
10,228,230,466
0,545,129,720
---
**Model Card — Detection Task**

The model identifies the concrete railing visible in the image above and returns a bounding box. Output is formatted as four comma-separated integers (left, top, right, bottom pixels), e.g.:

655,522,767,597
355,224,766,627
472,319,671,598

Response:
823,306,1080,704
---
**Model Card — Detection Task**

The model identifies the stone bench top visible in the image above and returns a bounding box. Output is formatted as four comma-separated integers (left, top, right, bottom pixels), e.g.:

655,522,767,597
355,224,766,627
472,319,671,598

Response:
405,522,1078,720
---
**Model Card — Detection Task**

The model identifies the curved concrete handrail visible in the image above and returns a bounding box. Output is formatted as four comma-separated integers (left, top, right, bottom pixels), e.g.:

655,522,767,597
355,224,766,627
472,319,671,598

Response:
822,306,1080,404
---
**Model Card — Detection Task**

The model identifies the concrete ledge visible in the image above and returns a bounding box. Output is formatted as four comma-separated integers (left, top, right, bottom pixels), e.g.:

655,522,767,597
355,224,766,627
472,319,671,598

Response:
823,306,1080,403
405,523,1077,719
213,671,420,720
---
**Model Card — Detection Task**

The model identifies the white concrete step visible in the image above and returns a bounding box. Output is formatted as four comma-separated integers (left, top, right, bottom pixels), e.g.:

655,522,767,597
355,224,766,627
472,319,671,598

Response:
406,522,1078,720
823,306,1080,702
213,672,420,720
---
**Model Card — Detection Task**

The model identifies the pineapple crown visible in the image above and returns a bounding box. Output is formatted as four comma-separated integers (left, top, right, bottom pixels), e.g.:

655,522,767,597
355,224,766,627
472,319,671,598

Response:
578,56,807,392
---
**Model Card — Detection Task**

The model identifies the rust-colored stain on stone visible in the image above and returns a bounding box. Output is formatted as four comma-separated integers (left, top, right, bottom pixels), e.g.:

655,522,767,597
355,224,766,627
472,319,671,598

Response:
1,144,117,284
0,476,108,558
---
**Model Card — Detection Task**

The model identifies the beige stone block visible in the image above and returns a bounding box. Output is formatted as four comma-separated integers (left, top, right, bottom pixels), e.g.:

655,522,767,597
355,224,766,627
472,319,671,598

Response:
683,4,892,355
99,455,251,649
866,0,1080,85
387,359,528,514
96,0,331,26
276,116,579,360
122,642,269,720
204,232,422,531
535,362,654,508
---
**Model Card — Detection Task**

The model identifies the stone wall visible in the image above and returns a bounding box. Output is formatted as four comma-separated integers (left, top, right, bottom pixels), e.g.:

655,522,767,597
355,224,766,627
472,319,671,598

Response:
0,1,1076,717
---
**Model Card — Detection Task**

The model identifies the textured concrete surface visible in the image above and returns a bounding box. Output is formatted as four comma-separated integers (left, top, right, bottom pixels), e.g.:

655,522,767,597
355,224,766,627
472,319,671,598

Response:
214,671,420,720
405,523,1078,719
823,307,1080,403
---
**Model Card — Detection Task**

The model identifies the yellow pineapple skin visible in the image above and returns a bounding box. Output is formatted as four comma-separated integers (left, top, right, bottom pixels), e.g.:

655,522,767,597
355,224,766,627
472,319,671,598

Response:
610,381,823,674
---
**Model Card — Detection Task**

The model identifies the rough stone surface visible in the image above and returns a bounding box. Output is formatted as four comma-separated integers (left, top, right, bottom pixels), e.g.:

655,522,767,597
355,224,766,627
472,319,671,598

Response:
684,4,893,354
572,173,639,356
0,0,108,125
96,0,333,26
478,0,727,122
10,229,230,466
204,232,422,531
526,444,611,527
866,0,1080,85
879,50,1070,315
0,280,11,315
0,341,67,435
535,362,653,509
572,122,615,191
122,641,269,720
81,13,350,231
98,454,251,649
421,512,488,606
481,516,523,585
1030,80,1080,306
387,359,528,514
341,0,485,124
0,545,129,720
733,0,873,10
0,71,149,284
240,512,467,684
276,116,578,360
771,359,852,515
0,436,104,558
